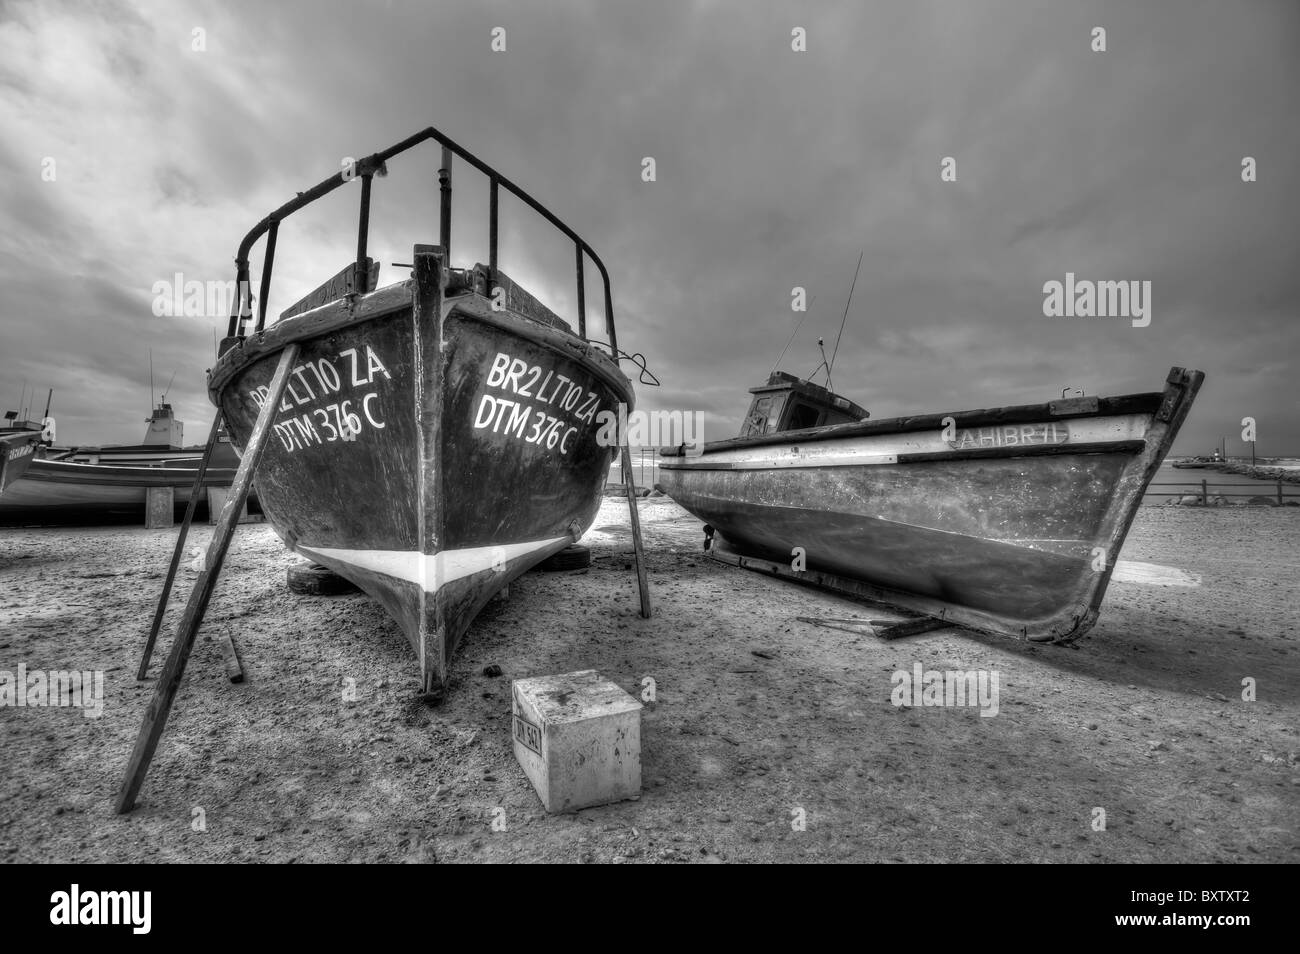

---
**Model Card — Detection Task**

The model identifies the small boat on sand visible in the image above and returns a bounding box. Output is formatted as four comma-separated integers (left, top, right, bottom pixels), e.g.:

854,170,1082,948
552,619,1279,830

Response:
660,366,1203,643
1172,455,1221,469
0,458,242,526
0,431,42,495
206,127,637,693
0,402,246,525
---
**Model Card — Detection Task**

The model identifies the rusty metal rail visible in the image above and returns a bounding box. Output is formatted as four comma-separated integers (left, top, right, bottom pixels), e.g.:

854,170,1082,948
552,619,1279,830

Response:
226,125,619,355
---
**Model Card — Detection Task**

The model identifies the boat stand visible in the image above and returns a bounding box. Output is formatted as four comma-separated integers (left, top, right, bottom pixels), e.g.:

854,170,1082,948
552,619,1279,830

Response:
116,344,301,813
704,532,954,641
136,413,227,679
620,442,652,619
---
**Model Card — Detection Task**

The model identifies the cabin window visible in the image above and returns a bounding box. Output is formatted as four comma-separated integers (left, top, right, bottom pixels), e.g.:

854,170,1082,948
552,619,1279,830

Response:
742,395,786,436
785,402,822,431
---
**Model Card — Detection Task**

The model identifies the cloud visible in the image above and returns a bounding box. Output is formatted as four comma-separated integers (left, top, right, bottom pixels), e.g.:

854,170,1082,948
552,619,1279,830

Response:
0,0,1296,458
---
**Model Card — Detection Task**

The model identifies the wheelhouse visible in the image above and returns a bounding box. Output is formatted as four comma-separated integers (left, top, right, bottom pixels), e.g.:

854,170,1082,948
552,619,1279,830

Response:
739,371,869,437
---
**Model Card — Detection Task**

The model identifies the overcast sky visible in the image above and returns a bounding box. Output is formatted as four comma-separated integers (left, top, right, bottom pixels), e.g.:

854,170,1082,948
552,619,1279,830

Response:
1,0,1296,456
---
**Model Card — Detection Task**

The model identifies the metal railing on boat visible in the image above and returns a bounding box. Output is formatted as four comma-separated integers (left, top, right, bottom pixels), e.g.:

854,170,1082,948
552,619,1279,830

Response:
224,126,620,356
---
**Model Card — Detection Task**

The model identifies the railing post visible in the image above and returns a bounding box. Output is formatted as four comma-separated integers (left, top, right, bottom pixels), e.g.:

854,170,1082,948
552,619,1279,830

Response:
439,147,453,259
355,173,373,294
489,176,499,286
604,280,617,356
575,243,586,339
1201,479,1208,505
256,221,278,332
1278,481,1284,506
227,263,252,339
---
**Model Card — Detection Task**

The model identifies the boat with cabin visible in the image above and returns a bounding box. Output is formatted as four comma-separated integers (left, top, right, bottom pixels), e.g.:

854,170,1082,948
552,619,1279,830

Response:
659,366,1203,643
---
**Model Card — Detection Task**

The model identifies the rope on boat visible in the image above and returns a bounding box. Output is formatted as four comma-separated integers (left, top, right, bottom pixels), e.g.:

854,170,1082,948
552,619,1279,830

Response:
615,349,660,387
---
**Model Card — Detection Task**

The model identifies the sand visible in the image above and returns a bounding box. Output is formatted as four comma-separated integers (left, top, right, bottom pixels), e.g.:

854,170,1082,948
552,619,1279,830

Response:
1,499,1297,863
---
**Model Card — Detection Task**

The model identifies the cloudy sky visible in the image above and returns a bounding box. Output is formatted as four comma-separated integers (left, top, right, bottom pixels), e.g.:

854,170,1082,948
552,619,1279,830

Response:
1,0,1296,455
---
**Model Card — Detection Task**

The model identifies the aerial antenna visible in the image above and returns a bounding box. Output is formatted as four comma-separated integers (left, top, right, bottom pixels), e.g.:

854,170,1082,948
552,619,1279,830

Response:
807,337,834,394
769,295,816,376
149,349,155,410
828,250,863,377
161,371,177,404
42,388,53,421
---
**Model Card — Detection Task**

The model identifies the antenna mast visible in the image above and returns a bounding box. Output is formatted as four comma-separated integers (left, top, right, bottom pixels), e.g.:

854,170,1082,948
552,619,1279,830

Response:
769,295,816,376
828,250,863,377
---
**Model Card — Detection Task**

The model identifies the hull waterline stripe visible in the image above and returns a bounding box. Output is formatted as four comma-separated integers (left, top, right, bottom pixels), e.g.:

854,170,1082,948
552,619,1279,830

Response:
298,538,570,593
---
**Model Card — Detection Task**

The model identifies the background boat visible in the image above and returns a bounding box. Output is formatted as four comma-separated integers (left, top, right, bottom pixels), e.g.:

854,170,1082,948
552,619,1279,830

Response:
0,457,244,526
660,366,1203,644
0,431,42,495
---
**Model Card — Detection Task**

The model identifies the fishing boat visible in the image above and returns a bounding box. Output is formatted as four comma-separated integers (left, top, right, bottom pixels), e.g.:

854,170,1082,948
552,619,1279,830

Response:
1172,455,1221,470
0,431,42,495
0,457,244,526
659,366,1203,643
0,400,245,525
204,127,637,694
49,399,241,467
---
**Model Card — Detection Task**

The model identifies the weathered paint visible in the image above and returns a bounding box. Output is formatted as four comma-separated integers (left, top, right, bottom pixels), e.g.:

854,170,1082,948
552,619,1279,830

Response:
212,249,634,692
0,457,245,525
660,367,1203,643
0,431,42,495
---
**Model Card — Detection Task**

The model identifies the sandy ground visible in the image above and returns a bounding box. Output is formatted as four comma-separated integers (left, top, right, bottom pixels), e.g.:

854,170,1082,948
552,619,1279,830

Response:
1,499,1297,863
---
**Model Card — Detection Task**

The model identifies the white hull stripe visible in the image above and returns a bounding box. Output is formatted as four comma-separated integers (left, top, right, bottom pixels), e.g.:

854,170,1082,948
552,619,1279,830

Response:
662,415,1150,468
298,537,570,593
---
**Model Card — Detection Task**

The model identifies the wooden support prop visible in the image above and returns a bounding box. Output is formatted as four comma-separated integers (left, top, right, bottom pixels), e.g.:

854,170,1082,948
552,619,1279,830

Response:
144,486,174,529
714,545,956,639
620,442,651,618
137,413,225,680
116,345,300,814
795,616,878,637
871,617,949,640
796,615,947,640
219,631,245,684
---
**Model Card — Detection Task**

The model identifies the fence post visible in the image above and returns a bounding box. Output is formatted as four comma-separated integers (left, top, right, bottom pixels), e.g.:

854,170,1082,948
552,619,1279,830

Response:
1279,481,1284,507
1201,479,1208,505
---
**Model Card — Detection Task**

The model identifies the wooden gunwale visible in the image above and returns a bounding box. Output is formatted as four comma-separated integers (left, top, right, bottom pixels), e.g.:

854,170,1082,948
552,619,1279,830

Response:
661,392,1164,457
208,281,631,407
662,439,1148,471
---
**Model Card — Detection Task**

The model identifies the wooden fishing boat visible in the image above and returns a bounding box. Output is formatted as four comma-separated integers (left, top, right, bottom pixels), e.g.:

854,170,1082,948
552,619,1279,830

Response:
0,457,241,526
205,128,637,694
0,431,42,495
1171,456,1220,470
660,367,1203,643
39,399,242,468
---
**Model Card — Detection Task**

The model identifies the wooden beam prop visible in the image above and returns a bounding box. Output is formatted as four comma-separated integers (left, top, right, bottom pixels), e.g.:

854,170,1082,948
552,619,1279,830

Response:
219,631,245,684
137,412,225,680
116,344,300,814
795,615,949,641
620,442,651,618
714,545,959,639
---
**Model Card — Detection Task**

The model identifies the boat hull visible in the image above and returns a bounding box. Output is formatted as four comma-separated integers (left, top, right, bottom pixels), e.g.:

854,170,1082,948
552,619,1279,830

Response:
0,458,244,526
210,251,633,691
1,432,42,495
660,369,1202,642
